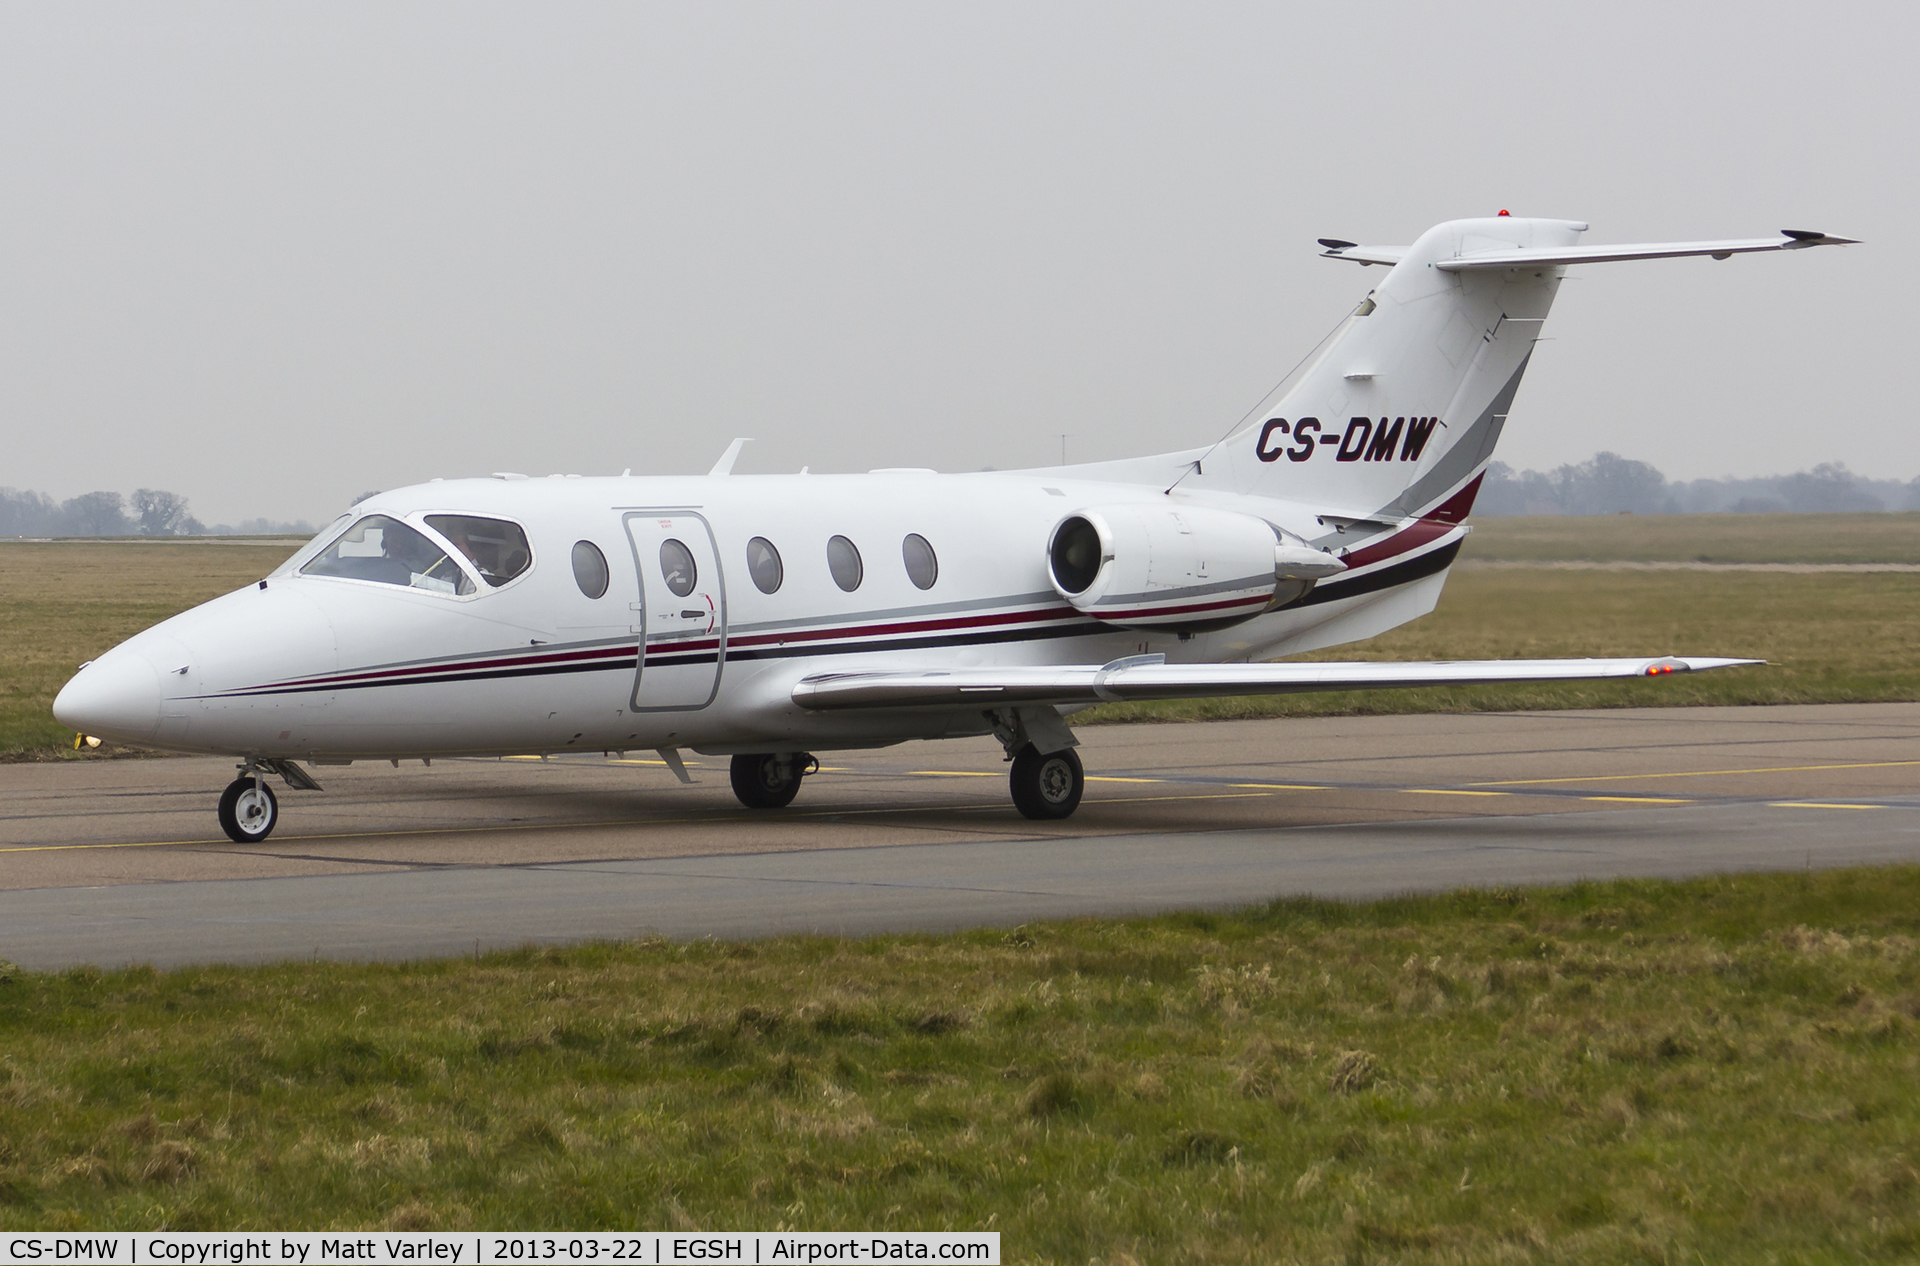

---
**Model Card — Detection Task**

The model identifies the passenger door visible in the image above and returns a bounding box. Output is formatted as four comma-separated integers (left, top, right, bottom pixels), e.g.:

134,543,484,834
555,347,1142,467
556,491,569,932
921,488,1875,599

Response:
623,511,727,711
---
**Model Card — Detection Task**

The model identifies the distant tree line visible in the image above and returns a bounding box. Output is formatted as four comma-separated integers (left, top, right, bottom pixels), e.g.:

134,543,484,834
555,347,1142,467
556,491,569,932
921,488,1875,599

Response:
0,487,316,537
1477,454,1919,516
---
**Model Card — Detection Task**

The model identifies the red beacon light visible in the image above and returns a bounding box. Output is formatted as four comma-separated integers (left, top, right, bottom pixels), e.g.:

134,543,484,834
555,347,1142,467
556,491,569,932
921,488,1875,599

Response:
1497,209,1510,216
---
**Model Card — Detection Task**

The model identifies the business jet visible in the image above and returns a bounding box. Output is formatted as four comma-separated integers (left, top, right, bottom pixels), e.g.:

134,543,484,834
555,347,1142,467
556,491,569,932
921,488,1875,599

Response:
54,214,1852,843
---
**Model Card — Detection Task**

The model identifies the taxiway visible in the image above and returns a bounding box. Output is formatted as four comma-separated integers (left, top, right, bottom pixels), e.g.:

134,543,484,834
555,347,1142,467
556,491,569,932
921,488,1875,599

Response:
4,703,1918,969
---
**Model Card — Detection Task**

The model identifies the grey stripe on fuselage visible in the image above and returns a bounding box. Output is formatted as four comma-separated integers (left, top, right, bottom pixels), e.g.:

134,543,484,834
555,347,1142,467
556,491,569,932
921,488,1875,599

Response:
1300,356,1530,551
1373,356,1529,521
727,590,1064,634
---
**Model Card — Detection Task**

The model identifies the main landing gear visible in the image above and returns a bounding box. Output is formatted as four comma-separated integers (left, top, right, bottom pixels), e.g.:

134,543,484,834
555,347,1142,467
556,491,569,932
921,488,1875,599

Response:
989,706,1086,820
730,752,819,809
1009,744,1085,820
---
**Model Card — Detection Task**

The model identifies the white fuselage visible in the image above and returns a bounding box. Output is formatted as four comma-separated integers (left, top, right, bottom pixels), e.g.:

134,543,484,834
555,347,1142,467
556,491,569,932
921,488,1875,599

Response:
55,468,1460,761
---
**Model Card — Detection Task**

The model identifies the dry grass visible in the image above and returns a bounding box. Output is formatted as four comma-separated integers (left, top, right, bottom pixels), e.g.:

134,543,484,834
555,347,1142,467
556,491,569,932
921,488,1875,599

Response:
0,540,300,755
1087,567,1920,723
1462,511,1920,564
0,867,1918,1260
8,519,1920,751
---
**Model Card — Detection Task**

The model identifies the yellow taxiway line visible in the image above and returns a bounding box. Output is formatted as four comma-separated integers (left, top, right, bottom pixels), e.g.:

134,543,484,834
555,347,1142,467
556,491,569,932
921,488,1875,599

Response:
1470,759,1920,787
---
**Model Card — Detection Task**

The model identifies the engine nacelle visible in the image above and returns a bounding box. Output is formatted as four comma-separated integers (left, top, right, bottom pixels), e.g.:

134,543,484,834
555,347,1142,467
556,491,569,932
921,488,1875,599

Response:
1046,503,1343,632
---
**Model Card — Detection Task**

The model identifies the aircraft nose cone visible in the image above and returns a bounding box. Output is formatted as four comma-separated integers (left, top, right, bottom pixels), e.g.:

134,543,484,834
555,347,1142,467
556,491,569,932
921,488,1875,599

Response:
53,649,162,744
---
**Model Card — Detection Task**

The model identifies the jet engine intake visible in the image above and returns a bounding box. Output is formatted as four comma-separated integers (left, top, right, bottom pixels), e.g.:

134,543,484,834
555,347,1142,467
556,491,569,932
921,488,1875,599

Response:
1046,504,1343,632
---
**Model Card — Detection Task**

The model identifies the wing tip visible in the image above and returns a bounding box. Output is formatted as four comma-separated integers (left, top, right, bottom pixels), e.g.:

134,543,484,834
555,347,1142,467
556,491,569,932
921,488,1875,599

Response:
1781,229,1860,247
1651,656,1766,675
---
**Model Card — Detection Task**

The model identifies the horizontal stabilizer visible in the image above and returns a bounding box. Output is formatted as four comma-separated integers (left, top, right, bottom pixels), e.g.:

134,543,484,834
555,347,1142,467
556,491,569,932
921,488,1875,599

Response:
1319,243,1406,266
1435,231,1856,272
793,656,1761,710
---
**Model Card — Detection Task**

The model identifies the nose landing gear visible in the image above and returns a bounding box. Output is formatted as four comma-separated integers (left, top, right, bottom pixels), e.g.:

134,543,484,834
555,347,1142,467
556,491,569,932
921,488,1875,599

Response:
730,752,818,809
214,758,323,843
217,774,279,842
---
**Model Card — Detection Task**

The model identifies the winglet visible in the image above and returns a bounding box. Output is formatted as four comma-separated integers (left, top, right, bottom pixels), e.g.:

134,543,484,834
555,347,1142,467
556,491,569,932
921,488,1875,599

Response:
708,438,755,476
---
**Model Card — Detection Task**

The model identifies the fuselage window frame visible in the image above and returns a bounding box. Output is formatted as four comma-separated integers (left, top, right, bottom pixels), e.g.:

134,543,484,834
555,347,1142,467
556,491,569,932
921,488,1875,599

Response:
745,536,783,595
902,533,938,590
660,538,698,598
571,540,610,599
298,514,478,598
272,513,354,578
423,514,535,590
827,535,863,592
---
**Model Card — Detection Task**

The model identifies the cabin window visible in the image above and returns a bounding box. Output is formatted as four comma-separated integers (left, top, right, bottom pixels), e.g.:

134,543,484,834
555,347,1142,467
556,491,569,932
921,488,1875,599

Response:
660,539,697,597
902,533,938,590
827,535,863,592
571,540,609,599
424,515,532,588
301,515,474,595
746,536,783,594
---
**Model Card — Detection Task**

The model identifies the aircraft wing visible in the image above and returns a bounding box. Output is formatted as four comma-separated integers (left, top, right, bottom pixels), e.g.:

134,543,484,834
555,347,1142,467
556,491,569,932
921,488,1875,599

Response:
791,655,1760,710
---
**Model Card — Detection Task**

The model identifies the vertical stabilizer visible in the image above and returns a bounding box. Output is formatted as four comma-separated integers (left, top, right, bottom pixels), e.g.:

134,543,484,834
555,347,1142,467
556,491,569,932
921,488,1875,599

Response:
1220,216,1584,520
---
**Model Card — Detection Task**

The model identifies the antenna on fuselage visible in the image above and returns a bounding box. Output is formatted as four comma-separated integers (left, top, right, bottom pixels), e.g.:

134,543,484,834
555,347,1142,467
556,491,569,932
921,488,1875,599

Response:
708,437,755,476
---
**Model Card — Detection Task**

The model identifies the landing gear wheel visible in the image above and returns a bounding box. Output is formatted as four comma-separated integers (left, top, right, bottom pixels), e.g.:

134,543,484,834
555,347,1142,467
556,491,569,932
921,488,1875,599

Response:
730,752,814,809
217,776,279,843
1010,745,1084,820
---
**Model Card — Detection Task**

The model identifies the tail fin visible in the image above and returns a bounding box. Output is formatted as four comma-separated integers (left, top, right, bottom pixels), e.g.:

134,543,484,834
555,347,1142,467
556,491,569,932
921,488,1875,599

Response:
1216,217,1853,523
1220,215,1579,520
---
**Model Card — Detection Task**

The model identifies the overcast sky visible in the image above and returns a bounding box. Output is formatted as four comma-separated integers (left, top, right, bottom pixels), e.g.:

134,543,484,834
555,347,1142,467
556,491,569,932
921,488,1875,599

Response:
2,1,1912,525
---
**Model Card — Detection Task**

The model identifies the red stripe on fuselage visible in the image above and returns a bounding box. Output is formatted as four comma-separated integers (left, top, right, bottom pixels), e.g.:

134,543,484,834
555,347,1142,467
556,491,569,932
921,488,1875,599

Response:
1337,473,1483,571
725,603,1084,649
1087,592,1273,622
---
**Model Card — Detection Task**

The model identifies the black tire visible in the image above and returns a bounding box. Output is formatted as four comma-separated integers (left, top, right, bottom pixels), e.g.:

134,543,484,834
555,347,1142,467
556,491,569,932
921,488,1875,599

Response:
217,776,279,842
730,752,809,809
1010,745,1084,820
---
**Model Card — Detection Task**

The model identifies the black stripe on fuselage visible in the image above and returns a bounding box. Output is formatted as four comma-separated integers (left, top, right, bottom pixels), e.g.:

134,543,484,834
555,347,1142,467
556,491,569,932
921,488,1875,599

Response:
1295,539,1460,608
213,543,1461,698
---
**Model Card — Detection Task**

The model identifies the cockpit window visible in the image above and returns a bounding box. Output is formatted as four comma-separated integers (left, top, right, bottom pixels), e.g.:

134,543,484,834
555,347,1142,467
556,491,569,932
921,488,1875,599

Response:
301,515,475,595
425,515,532,588
271,513,354,578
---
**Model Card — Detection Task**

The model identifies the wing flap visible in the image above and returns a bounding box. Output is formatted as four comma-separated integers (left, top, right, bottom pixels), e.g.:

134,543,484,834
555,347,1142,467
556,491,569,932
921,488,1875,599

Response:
792,656,1761,710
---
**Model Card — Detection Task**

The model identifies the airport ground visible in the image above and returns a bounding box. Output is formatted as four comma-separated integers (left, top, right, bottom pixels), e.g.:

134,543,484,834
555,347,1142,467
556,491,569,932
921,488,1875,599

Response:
4,520,1920,1254
5,702,1920,968
1,804,1917,1258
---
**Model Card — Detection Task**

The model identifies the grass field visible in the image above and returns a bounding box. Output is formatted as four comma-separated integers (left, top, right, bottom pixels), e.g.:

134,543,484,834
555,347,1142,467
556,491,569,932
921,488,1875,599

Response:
1462,512,1920,564
1,866,1917,1259
5,516,1920,754
1083,568,1920,724
0,540,301,755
